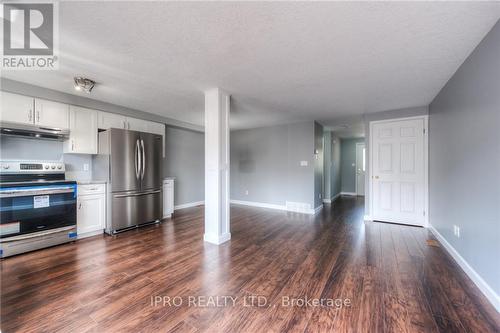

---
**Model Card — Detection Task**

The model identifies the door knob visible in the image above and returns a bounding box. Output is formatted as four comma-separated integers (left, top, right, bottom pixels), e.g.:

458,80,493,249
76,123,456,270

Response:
375,176,379,179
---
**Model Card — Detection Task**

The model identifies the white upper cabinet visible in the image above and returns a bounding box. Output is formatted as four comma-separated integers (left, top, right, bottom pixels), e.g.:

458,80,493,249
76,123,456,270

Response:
148,122,165,157
126,117,150,132
148,122,165,136
64,106,98,154
97,111,127,130
34,98,69,130
0,91,35,125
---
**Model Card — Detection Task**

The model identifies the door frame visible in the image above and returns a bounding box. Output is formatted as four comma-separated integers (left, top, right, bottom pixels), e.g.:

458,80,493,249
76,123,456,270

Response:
355,142,365,196
368,115,429,227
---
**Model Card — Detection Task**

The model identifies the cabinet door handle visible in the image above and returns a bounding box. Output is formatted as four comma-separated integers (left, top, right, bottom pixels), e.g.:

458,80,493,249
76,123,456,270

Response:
78,203,82,209
72,140,75,151
28,109,32,122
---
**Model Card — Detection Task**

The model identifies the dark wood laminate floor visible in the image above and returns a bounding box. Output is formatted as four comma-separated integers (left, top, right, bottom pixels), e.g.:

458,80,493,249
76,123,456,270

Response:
1,197,499,332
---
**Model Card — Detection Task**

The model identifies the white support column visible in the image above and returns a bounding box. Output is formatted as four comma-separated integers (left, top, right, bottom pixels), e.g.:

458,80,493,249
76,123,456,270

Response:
204,88,231,245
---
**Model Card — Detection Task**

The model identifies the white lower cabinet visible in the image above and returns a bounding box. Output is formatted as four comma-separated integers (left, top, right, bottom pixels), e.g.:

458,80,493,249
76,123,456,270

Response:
163,178,174,218
77,184,106,238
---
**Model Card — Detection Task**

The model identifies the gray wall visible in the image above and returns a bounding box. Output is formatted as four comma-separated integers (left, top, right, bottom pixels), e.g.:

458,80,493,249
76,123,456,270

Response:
340,138,364,193
230,121,315,208
164,126,204,205
314,122,324,208
331,134,341,198
323,131,342,201
363,106,429,213
323,131,332,200
429,21,500,295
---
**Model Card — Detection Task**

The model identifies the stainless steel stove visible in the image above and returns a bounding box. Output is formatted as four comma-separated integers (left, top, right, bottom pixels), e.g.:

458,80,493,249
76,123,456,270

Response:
0,161,77,258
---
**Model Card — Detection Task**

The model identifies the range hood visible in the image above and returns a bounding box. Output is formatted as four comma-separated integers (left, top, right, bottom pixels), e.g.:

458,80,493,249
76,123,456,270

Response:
0,122,69,141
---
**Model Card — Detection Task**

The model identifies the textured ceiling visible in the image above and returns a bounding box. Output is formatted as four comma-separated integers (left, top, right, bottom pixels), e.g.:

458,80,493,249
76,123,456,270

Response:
2,2,499,130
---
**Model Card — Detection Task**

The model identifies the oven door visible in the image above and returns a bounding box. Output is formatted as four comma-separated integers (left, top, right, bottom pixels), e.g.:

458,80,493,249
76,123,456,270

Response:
0,184,77,239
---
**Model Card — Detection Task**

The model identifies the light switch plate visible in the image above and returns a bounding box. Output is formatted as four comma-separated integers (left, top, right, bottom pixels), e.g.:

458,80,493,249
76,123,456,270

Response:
300,161,308,167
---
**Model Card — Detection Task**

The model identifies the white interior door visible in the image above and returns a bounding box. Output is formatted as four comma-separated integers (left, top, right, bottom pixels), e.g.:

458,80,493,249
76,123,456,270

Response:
356,143,366,196
371,118,426,226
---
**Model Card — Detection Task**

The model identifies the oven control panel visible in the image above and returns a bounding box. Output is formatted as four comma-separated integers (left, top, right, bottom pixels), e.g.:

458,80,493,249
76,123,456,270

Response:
0,161,65,173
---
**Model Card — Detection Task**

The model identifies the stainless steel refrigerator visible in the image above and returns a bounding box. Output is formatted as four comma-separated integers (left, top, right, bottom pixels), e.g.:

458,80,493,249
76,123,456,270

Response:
93,128,163,234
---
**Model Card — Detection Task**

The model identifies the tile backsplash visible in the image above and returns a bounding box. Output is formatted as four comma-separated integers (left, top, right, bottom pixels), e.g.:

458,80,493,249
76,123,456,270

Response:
0,136,93,180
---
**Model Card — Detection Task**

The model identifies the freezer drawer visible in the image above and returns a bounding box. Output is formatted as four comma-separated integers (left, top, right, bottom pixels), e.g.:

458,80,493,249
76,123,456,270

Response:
109,189,162,234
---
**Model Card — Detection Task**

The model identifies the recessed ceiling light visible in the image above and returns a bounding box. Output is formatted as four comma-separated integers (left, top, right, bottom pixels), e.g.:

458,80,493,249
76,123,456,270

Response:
74,76,96,93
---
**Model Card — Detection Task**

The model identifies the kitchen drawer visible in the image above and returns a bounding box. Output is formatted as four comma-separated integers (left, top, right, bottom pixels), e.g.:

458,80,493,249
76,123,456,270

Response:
78,184,106,196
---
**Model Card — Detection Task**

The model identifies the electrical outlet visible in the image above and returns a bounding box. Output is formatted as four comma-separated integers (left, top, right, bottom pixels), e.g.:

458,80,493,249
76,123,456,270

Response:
83,163,89,171
245,190,249,195
453,225,460,238
319,193,322,199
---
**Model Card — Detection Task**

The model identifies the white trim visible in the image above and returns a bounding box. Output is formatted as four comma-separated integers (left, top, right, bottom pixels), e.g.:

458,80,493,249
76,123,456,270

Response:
340,192,357,196
429,225,500,312
324,194,342,203
230,200,319,215
204,232,231,245
230,200,287,211
77,229,103,239
363,215,373,221
355,142,366,196
331,192,341,202
369,115,429,227
314,204,323,215
174,201,204,211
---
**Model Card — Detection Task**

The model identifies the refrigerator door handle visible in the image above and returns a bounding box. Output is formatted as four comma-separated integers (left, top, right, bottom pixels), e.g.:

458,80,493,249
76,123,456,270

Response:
114,190,161,198
135,139,141,180
141,139,145,180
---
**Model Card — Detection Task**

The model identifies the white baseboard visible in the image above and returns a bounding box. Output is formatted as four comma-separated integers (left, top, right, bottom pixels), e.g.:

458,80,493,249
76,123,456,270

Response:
314,204,323,215
323,193,340,204
340,192,357,196
174,201,204,211
204,232,231,245
429,225,500,312
230,200,319,215
331,193,341,202
363,215,373,221
230,200,287,211
77,229,103,239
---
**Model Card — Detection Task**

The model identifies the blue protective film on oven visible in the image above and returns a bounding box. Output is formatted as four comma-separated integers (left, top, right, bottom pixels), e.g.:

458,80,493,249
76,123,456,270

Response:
0,184,77,198
0,200,76,212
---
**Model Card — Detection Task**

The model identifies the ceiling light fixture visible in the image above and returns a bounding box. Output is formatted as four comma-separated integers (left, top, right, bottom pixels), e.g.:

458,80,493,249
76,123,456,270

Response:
74,76,96,93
